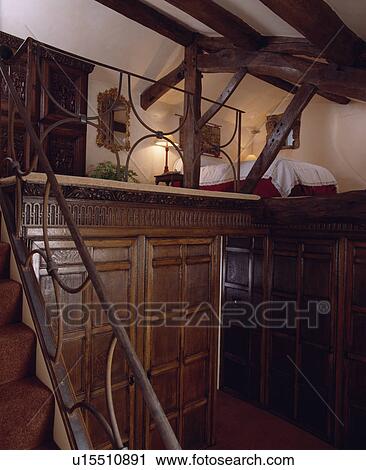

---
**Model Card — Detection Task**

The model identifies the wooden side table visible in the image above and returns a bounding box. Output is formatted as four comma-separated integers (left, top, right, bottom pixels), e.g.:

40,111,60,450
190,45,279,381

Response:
155,172,184,186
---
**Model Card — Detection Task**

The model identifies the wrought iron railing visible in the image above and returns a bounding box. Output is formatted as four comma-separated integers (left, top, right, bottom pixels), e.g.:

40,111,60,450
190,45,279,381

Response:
0,40,180,450
0,37,247,449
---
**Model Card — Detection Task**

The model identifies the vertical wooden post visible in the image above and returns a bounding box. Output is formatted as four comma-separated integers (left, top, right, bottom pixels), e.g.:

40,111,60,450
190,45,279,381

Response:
241,83,317,194
182,41,202,188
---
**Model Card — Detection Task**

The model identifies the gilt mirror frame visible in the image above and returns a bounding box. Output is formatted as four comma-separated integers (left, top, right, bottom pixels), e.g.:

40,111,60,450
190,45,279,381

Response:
96,87,131,154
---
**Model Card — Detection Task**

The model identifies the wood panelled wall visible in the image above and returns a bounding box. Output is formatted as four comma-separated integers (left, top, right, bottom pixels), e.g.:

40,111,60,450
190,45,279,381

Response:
221,232,366,449
36,235,220,450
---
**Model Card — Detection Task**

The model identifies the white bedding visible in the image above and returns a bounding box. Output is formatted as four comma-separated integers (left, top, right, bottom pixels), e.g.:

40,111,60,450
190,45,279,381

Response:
174,158,338,197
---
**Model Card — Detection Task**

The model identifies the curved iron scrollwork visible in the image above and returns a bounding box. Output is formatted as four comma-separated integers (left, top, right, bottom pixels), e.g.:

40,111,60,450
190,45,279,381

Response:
0,38,246,450
0,40,181,451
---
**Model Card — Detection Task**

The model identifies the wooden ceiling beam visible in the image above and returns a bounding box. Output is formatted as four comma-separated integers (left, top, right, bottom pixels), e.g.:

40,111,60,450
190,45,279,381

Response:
198,50,366,102
262,36,321,58
197,35,322,57
140,62,186,110
258,0,365,66
165,0,263,50
95,0,196,46
198,68,247,128
252,73,350,105
241,83,317,194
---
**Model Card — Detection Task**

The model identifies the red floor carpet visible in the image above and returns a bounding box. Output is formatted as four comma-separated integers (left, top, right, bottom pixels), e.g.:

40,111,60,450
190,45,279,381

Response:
211,391,332,450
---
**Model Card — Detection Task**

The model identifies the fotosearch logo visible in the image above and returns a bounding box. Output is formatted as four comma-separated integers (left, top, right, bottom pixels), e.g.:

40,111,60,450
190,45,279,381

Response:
44,300,331,329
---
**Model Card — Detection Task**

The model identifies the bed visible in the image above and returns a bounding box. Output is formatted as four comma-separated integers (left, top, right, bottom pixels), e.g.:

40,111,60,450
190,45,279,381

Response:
173,158,338,198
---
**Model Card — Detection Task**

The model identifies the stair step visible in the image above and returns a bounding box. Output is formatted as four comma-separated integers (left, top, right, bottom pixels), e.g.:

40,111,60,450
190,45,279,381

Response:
0,279,22,326
0,323,36,385
0,243,10,279
0,377,54,449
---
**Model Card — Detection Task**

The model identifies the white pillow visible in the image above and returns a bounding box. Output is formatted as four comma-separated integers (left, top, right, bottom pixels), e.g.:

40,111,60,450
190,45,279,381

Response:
173,158,183,173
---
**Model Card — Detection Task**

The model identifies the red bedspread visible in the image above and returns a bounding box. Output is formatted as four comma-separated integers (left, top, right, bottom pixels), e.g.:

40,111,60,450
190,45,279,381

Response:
199,178,337,198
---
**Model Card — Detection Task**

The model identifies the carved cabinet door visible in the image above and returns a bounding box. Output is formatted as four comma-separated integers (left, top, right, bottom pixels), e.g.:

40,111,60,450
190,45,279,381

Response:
142,237,220,450
37,238,138,449
38,59,90,176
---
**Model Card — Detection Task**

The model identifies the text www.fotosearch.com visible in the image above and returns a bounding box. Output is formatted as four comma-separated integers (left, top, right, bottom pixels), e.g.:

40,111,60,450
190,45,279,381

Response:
154,453,295,467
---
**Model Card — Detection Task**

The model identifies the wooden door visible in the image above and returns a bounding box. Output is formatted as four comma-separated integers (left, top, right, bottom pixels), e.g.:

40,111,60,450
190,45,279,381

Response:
38,238,138,449
344,241,366,449
143,238,220,449
220,236,267,404
296,240,338,441
267,238,337,442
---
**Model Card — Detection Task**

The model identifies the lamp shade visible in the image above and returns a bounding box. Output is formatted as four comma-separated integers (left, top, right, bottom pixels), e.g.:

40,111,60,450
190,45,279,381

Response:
245,154,257,161
155,134,175,148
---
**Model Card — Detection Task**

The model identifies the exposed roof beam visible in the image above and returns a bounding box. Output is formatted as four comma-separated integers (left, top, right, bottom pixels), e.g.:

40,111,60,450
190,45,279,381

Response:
165,0,263,50
252,73,350,105
198,50,366,102
198,35,322,59
258,0,365,66
262,36,321,58
95,0,196,46
241,83,317,194
140,62,186,110
198,68,247,128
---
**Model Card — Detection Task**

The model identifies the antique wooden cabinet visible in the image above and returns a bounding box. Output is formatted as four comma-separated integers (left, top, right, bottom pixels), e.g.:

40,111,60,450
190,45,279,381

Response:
35,235,220,449
0,31,93,176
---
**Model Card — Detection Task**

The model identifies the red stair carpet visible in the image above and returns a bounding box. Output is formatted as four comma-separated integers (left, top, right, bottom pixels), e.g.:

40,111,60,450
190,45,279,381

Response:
211,391,332,450
0,241,55,449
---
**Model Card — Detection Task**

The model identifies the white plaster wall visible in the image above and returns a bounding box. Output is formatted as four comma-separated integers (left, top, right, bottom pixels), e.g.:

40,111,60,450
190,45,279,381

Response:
251,99,366,192
1,0,366,191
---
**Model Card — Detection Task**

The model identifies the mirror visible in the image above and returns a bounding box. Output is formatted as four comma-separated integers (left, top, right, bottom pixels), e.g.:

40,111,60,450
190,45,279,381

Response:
96,87,131,153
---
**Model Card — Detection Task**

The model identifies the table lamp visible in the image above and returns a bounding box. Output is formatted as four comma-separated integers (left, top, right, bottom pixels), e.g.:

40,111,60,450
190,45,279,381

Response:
155,135,175,174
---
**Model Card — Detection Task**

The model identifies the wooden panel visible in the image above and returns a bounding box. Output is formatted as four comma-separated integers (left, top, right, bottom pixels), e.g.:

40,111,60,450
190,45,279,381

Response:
345,234,366,451
89,385,131,449
150,368,179,414
226,251,249,287
221,236,265,404
62,335,87,398
144,238,219,449
272,254,297,294
183,405,207,450
38,238,137,449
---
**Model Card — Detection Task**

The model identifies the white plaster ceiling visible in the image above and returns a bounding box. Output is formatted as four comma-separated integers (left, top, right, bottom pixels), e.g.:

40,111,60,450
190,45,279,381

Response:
1,0,365,129
144,0,366,40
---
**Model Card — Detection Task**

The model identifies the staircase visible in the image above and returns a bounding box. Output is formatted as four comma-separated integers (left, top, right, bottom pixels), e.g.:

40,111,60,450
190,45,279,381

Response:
0,241,55,449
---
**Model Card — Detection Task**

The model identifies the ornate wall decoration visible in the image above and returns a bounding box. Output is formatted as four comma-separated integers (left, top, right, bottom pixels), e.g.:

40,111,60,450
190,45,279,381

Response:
0,125,25,167
49,68,77,114
96,88,131,154
48,135,76,175
266,114,301,150
179,117,221,158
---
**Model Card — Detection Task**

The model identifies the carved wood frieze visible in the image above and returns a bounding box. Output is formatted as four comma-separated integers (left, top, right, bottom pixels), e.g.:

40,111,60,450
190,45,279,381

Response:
22,196,252,230
22,182,257,212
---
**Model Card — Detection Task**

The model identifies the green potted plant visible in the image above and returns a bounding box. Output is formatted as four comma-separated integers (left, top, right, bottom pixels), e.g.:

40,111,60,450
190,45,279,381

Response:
89,161,139,183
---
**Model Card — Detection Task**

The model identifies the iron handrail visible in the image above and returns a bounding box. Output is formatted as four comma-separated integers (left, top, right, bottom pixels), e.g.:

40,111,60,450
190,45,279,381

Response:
0,55,181,450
